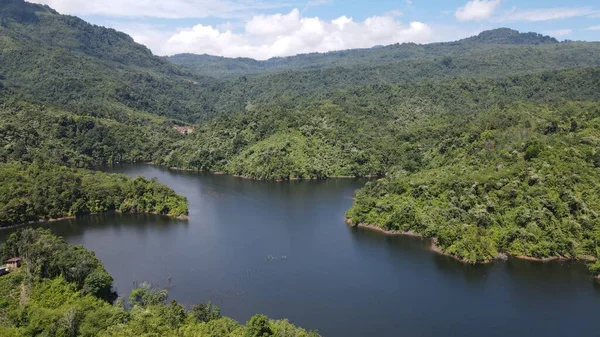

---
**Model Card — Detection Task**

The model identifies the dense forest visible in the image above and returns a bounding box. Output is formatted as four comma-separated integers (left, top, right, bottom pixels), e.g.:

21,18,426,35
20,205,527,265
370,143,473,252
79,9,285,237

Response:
0,229,320,337
0,0,194,229
0,0,218,123
2,0,600,125
155,67,600,179
0,162,188,227
346,101,600,267
0,93,184,167
1,0,599,284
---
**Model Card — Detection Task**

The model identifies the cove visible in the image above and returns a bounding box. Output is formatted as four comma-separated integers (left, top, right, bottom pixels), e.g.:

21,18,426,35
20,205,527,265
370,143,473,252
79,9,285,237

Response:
1,164,599,337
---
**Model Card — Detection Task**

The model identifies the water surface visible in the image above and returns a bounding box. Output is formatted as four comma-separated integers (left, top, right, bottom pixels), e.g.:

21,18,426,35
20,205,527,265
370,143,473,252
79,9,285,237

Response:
2,164,599,337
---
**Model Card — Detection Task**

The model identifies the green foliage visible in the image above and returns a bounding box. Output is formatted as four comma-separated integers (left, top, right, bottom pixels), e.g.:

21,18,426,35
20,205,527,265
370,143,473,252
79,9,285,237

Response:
0,0,218,123
129,282,168,308
156,67,600,180
8,0,600,333
2,0,600,291
0,273,319,337
2,228,115,301
0,96,185,168
346,101,600,270
245,314,273,337
191,302,221,323
0,162,188,227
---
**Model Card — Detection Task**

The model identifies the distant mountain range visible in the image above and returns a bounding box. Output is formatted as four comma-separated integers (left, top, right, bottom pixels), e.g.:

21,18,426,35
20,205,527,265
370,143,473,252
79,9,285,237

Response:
2,0,600,124
166,28,575,78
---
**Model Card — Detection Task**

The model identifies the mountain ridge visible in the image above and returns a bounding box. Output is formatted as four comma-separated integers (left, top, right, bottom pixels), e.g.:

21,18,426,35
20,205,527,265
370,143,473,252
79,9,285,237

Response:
168,28,560,62
166,28,570,77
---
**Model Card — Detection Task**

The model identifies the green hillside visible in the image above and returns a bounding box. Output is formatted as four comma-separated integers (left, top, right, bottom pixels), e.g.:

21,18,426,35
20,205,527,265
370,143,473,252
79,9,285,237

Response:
0,0,218,123
156,67,600,180
346,100,600,267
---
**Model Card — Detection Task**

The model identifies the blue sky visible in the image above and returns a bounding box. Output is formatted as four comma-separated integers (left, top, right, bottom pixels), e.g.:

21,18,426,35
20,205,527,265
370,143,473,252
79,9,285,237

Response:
31,0,600,59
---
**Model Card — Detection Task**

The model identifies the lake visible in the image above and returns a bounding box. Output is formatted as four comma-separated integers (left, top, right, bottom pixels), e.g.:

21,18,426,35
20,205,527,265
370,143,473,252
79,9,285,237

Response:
2,164,599,337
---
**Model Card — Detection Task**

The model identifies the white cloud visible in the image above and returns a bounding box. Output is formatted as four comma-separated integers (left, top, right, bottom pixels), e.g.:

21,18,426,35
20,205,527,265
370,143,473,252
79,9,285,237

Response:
495,7,596,22
586,26,600,31
245,9,302,36
545,29,573,37
159,9,433,59
455,0,501,22
29,0,289,19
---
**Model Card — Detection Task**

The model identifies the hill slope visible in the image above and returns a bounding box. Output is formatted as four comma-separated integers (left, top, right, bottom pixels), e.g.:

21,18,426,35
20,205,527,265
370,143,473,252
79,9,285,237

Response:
0,0,218,123
155,67,600,179
346,99,600,268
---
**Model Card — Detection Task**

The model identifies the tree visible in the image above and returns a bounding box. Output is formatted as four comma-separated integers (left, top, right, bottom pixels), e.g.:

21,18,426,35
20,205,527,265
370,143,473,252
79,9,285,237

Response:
245,314,273,337
128,282,168,307
191,301,221,323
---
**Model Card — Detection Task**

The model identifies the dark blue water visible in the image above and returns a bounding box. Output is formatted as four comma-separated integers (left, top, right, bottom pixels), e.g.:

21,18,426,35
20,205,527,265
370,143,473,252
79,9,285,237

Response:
2,164,599,337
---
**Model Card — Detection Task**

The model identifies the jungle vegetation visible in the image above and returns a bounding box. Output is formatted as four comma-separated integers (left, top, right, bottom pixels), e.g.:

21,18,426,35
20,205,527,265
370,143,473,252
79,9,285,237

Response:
155,67,600,180
0,162,188,227
346,101,600,267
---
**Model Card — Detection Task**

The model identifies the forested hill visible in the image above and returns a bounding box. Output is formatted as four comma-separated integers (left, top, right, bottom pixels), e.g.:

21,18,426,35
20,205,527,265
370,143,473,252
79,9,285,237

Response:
167,28,599,79
3,0,600,124
0,0,218,123
155,67,600,180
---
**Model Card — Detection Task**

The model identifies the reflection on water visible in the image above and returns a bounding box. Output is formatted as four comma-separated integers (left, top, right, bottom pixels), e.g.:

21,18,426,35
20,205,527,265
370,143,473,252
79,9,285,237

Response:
0,213,187,243
2,164,599,337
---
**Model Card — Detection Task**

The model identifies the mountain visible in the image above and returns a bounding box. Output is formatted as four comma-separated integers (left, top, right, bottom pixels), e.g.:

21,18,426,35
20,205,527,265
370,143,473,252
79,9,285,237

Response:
0,0,218,123
156,67,600,178
2,1,600,122
462,27,559,44
166,28,593,79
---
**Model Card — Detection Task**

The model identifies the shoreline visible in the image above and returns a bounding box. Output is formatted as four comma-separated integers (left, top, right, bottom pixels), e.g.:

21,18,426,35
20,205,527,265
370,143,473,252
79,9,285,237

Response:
231,174,372,182
0,211,189,231
513,255,569,262
348,221,482,264
122,162,377,181
346,219,593,265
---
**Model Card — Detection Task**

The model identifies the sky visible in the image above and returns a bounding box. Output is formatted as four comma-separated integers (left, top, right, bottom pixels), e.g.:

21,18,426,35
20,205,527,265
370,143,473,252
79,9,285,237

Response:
29,0,600,60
